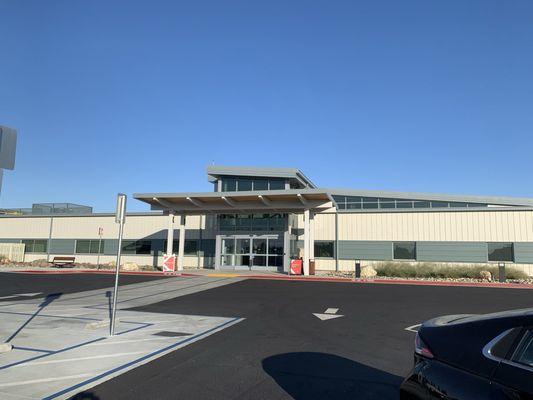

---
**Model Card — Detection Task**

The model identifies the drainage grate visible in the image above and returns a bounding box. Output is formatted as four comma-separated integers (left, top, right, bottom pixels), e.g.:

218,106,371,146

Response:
152,331,192,337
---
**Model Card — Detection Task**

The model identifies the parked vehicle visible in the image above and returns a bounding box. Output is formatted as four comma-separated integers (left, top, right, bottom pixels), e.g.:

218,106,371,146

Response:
400,308,533,399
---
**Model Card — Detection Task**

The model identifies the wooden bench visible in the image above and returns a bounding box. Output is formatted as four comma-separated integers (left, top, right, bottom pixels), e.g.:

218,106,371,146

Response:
51,256,75,268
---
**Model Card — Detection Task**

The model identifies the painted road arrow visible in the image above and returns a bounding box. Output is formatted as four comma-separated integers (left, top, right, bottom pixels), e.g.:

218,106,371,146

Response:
313,307,344,321
0,292,43,300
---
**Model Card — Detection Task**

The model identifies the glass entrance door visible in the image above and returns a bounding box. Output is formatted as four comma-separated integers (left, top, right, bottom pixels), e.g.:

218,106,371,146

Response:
220,235,283,270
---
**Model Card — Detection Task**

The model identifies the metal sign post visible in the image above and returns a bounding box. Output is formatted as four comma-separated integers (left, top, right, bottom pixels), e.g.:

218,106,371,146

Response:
110,194,126,336
96,227,103,270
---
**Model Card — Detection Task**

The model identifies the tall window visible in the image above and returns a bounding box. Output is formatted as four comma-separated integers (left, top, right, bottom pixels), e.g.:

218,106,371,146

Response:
393,242,416,260
122,240,152,255
76,239,104,254
488,243,514,262
314,241,334,258
22,239,48,253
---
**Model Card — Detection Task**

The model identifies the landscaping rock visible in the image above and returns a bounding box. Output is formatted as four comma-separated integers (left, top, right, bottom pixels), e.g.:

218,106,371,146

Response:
121,262,140,271
479,270,492,282
360,266,377,278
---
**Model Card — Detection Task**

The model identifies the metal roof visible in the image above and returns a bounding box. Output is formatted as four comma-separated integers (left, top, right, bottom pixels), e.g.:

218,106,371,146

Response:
326,188,533,207
206,166,316,188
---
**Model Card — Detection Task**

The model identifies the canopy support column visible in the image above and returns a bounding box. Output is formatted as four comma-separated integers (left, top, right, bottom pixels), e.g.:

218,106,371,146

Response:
177,215,186,271
166,212,175,256
303,209,310,276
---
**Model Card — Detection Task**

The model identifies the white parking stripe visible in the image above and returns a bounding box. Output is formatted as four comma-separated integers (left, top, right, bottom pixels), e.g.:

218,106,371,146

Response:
0,374,93,388
12,351,147,367
405,324,421,333
87,336,180,346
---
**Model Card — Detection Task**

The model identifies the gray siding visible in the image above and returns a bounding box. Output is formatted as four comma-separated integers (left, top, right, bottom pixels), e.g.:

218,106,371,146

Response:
49,239,76,255
0,239,22,243
417,242,488,263
338,241,392,260
514,243,533,263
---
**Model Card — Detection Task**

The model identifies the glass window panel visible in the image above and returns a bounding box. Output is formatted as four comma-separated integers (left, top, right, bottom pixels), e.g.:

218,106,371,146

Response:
333,196,346,210
251,214,269,231
234,255,249,266
90,240,104,254
488,243,514,262
221,255,233,266
269,180,285,190
219,214,236,230
268,238,283,255
414,201,431,208
222,238,235,254
184,240,198,255
136,240,151,255
431,201,449,208
222,178,236,192
34,240,48,253
253,179,268,191
512,330,533,367
22,240,34,253
379,199,396,209
362,202,379,209
269,214,285,231
121,240,137,254
268,255,284,267
236,214,251,230
252,238,267,254
449,202,468,208
314,241,334,258
236,238,249,254
237,179,253,191
252,255,267,266
76,240,91,254
396,201,413,209
346,202,362,210
393,242,416,260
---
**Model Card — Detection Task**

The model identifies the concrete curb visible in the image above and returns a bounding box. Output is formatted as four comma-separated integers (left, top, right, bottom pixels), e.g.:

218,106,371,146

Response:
4,268,533,289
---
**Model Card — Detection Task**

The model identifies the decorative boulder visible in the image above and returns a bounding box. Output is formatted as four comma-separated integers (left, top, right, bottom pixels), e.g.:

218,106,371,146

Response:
121,262,140,271
479,270,492,282
360,266,377,278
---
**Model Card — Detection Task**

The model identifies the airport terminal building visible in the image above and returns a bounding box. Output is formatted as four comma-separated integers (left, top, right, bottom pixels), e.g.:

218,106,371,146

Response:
1,166,533,276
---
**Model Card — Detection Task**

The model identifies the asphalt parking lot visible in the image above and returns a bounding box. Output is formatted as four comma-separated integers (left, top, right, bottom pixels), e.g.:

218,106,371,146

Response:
0,272,169,301
66,278,532,400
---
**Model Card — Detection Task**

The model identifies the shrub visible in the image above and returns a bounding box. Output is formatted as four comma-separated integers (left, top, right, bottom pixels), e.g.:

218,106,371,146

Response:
374,262,529,280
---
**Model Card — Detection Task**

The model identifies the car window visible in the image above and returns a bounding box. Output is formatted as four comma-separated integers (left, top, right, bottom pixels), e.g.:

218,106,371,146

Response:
490,328,522,359
512,330,533,367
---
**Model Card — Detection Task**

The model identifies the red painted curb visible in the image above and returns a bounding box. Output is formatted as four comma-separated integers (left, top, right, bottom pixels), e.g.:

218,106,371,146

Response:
6,269,533,289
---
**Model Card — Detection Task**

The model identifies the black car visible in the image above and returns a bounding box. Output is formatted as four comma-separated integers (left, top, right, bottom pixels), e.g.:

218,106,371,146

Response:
400,308,533,399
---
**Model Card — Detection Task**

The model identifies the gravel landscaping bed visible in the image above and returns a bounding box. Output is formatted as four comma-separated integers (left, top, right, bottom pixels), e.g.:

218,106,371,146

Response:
317,270,533,285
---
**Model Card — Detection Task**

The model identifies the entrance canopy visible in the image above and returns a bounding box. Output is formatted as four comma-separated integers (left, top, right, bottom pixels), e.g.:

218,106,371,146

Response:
134,189,334,214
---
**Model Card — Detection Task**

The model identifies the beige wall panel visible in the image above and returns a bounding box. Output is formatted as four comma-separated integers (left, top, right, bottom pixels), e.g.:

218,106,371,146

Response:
315,259,336,271
0,217,51,238
314,213,335,240
51,216,119,239
337,210,533,242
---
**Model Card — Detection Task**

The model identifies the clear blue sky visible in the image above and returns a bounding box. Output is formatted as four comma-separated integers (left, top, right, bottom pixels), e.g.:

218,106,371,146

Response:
1,0,532,212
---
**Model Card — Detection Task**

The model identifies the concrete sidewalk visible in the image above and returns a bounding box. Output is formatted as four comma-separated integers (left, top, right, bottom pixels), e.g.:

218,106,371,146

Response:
0,275,245,399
